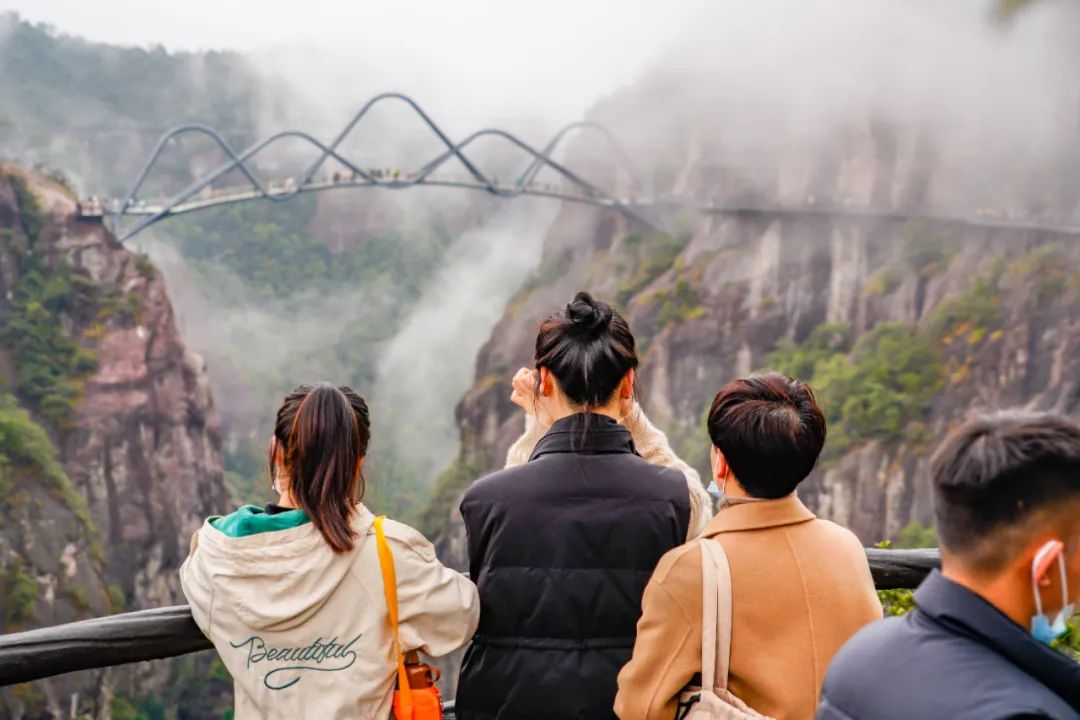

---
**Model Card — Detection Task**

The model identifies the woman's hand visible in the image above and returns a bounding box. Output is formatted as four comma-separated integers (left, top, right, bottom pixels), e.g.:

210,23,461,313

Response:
510,367,539,415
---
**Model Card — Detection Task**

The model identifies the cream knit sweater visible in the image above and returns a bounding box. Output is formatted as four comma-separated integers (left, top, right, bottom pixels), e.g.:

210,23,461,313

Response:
504,404,713,538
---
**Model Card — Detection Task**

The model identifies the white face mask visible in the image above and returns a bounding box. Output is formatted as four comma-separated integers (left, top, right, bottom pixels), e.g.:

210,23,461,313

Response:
708,457,768,510
1030,540,1075,646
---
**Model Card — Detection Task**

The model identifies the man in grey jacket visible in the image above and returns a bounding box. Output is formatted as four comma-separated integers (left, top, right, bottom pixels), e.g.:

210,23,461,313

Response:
819,412,1080,720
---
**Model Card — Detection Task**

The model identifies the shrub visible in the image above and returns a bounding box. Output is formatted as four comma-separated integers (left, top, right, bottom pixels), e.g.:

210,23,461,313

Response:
894,522,937,549
1008,244,1067,303
929,269,1003,345
836,323,942,445
653,277,705,327
874,541,917,616
8,173,47,243
863,267,901,297
0,559,38,629
902,223,954,278
0,394,104,562
614,231,691,307
767,323,852,382
764,321,943,457
0,258,102,430
135,252,157,280
107,584,126,613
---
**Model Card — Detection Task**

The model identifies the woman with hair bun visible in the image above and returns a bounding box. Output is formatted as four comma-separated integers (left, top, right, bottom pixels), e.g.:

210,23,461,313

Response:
180,382,478,719
456,292,712,720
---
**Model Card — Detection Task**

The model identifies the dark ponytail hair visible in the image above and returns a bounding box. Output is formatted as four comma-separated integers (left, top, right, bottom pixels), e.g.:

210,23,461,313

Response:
269,382,371,553
534,291,639,410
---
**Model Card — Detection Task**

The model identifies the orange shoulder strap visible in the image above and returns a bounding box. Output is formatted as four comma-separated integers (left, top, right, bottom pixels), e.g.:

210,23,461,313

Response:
374,516,414,719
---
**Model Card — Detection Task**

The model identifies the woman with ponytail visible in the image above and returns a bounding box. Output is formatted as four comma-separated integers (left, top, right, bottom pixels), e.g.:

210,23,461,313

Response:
180,382,478,719
456,292,712,720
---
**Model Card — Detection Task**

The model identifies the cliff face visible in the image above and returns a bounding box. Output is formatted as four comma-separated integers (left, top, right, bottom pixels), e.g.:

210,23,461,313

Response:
0,165,229,717
438,178,1080,559
432,3,1080,562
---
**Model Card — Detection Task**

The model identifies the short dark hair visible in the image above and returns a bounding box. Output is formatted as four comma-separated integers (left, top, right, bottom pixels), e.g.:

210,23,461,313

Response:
931,412,1080,572
706,373,826,498
534,291,638,408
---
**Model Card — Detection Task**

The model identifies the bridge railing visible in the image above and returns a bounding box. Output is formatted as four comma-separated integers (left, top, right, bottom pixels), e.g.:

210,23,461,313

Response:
0,548,938,691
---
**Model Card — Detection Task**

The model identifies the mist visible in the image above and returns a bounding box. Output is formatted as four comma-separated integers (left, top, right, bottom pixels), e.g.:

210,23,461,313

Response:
372,198,556,498
9,0,1078,517
569,0,1080,220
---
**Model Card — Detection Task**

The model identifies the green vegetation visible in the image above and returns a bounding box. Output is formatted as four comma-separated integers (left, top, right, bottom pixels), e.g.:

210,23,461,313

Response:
902,223,955,278
0,18,264,716
767,322,942,457
61,583,92,616
874,527,935,616
614,231,692,307
0,15,262,195
0,261,102,429
893,521,937,549
863,267,901,297
929,267,1004,344
135,252,157,281
223,436,269,509
107,583,126,613
927,264,1006,385
8,173,45,240
653,277,705,327
418,445,492,537
0,394,103,563
1008,244,1068,304
0,557,38,629
0,172,125,431
167,198,458,518
874,541,918,617
112,653,234,718
112,694,166,720
168,197,451,301
767,323,852,382
997,0,1044,20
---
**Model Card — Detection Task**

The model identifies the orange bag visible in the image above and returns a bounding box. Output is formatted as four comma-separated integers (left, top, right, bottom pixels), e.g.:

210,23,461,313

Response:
374,516,443,720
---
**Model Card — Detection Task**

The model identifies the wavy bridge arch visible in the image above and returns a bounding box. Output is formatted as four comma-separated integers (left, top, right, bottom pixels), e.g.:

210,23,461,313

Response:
109,92,648,241
103,91,1080,242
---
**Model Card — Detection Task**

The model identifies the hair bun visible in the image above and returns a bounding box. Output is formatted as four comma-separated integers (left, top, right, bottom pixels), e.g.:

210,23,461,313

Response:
565,291,613,339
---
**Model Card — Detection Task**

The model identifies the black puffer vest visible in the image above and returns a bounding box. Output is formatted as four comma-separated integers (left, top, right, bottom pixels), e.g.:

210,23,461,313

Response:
456,413,691,720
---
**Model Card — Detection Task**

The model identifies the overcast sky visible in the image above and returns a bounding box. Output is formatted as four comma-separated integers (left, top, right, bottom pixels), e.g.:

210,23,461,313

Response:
4,0,710,127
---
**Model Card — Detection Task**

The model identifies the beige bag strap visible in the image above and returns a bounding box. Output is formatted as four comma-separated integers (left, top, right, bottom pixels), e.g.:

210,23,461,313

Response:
699,539,734,692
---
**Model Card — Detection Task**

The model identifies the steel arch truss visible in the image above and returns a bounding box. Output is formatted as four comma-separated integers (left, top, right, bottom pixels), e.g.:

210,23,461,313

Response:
110,93,647,240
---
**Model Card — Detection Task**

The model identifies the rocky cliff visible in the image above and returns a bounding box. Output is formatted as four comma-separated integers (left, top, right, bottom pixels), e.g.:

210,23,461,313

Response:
429,2,1080,561
0,165,229,718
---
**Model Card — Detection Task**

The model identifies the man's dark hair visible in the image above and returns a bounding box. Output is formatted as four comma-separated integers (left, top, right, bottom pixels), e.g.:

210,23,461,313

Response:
931,412,1080,572
706,373,826,499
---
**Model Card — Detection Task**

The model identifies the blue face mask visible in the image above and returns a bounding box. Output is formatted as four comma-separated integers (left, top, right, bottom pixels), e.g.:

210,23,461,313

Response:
707,479,723,502
1030,541,1075,646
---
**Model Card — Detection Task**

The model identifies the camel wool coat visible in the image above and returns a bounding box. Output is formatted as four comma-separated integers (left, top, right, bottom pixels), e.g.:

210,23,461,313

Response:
614,494,881,720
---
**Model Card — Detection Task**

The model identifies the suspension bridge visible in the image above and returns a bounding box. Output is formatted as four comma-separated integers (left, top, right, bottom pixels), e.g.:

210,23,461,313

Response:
94,91,1080,242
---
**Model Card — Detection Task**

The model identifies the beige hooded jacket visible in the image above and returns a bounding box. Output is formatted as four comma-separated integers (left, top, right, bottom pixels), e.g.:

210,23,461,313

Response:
180,503,478,720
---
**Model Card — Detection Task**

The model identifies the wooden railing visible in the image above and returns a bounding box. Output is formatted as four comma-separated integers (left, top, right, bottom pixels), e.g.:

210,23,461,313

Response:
0,548,938,689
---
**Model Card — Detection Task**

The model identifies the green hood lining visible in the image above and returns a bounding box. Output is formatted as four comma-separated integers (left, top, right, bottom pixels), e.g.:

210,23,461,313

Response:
209,505,311,538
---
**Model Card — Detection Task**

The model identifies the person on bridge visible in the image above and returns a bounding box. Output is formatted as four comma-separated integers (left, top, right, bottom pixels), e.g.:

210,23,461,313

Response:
455,291,712,720
615,373,881,720
818,412,1080,720
180,382,478,720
